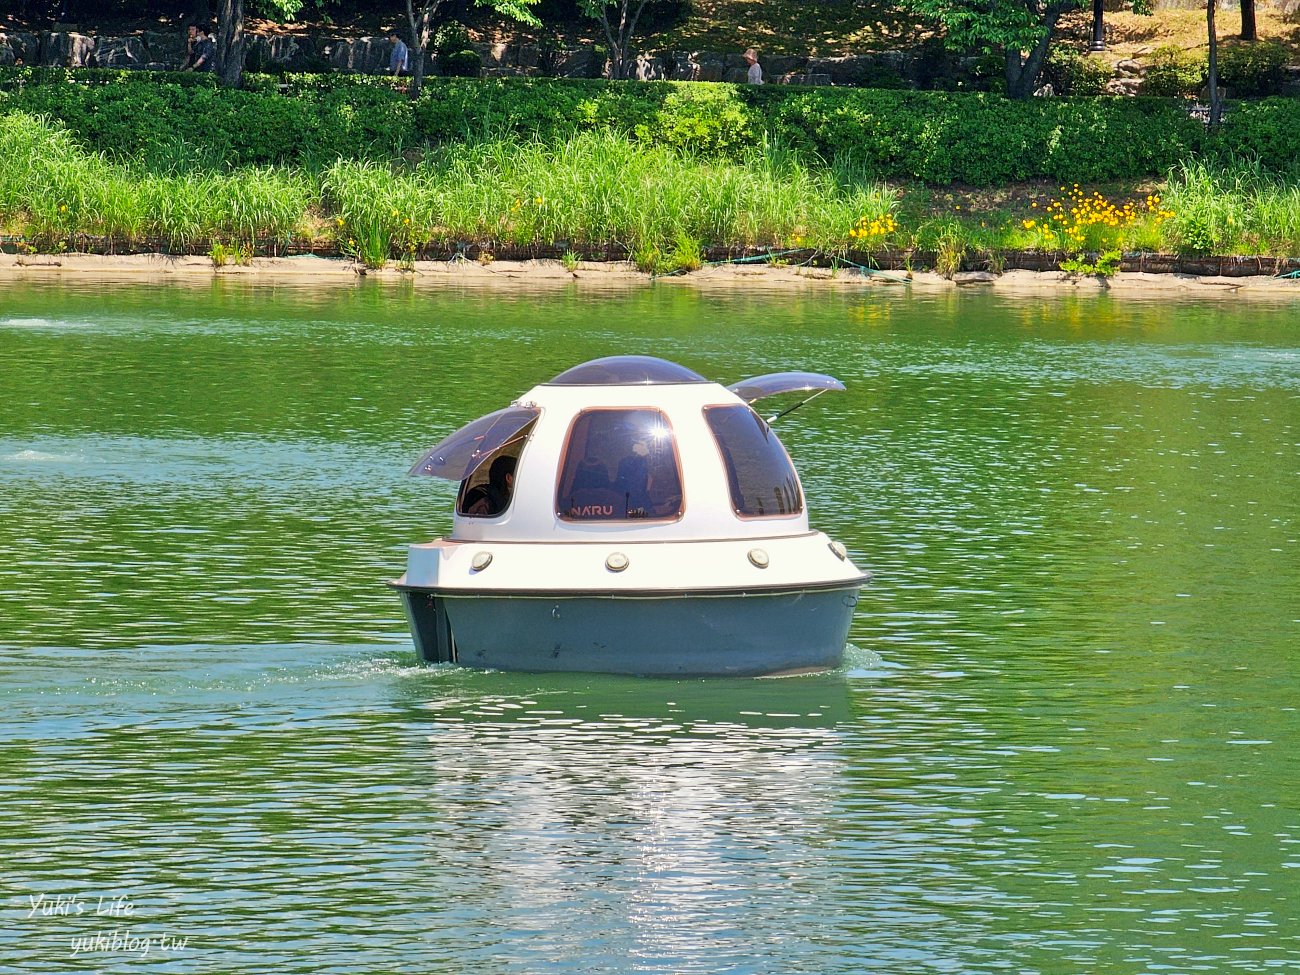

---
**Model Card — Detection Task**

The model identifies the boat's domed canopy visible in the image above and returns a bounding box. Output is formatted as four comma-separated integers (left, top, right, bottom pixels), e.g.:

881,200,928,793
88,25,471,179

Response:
546,356,707,386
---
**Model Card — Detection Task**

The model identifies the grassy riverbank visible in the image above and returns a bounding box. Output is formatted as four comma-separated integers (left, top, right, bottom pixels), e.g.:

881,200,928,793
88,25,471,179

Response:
5,108,1299,272
3,73,1300,272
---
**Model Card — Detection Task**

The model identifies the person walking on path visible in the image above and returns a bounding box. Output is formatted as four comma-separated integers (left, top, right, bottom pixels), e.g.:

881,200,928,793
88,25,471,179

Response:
744,47,763,84
388,31,410,76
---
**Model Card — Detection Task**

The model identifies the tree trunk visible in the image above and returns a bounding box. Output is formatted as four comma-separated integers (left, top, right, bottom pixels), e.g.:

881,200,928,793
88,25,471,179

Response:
1005,3,1068,99
406,0,440,99
409,42,427,98
1240,0,1256,41
622,0,650,78
593,1,651,79
1207,0,1221,126
215,0,244,89
596,10,623,79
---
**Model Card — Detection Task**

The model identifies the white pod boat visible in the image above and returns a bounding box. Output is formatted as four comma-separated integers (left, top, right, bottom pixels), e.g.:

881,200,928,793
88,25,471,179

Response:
390,356,868,676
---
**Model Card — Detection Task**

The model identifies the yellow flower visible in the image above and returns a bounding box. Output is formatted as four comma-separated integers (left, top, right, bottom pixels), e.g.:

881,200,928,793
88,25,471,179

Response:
534,196,544,205
1022,219,1036,229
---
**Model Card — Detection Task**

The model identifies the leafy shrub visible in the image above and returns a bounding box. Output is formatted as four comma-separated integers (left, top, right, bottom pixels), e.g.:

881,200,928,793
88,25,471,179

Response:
306,84,416,162
1045,49,1114,96
433,23,480,78
0,72,415,168
1217,40,1289,96
1172,213,1215,254
1211,98,1300,169
1059,249,1122,276
635,83,754,155
0,66,219,89
246,71,407,95
1142,46,1206,98
434,23,471,56
1041,97,1204,183
440,50,483,78
413,77,662,142
966,53,1008,94
250,0,307,19
766,88,1205,184
910,36,968,91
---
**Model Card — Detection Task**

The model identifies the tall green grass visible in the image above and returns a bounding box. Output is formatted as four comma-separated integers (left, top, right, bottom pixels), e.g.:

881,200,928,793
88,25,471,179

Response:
322,131,898,261
0,112,312,247
5,111,1300,265
1161,158,1300,257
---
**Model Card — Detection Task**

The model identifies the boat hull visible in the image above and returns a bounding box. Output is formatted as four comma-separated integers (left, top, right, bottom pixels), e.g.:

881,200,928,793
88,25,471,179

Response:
397,584,861,677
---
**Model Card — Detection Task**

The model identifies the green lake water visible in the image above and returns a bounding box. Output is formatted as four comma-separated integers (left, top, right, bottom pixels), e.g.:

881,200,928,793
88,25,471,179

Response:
1,276,1296,973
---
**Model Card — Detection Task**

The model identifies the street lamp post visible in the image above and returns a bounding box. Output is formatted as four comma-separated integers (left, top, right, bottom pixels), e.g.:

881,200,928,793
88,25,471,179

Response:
1090,0,1106,52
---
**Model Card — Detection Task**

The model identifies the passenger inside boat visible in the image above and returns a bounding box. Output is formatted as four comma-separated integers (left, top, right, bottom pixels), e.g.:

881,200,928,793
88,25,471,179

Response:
459,454,517,517
557,409,683,521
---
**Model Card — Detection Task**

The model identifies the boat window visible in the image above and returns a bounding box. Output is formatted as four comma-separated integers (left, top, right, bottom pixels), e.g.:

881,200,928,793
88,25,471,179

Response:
704,405,804,518
556,409,683,521
726,371,845,405
455,418,536,518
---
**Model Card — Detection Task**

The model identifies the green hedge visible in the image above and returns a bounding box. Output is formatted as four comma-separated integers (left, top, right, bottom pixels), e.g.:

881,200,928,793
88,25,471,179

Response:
2,69,1297,184
765,89,1213,183
0,66,221,89
0,71,415,168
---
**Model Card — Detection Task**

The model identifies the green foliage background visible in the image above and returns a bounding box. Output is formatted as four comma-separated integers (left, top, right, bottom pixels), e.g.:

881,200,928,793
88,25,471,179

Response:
3,70,1298,184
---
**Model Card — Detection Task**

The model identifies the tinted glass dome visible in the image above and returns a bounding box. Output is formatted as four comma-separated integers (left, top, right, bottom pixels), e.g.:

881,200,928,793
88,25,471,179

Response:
546,355,707,386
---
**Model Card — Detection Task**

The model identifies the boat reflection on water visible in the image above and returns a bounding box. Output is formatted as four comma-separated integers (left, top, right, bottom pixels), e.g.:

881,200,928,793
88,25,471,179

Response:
394,672,852,967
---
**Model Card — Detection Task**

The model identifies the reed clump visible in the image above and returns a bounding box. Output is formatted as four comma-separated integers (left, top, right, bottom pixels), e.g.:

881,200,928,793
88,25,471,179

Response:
1160,158,1300,257
322,131,899,261
0,112,312,249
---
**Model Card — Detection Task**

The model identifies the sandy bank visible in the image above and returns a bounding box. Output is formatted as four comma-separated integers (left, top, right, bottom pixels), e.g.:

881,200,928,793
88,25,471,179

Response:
3,252,1299,299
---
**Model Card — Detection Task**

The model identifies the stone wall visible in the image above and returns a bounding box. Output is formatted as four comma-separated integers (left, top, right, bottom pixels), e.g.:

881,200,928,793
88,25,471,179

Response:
0,29,184,70
0,28,936,88
5,28,1297,95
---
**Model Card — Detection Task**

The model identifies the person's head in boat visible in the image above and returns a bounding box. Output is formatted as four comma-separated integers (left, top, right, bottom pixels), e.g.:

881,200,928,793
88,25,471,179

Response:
487,455,517,509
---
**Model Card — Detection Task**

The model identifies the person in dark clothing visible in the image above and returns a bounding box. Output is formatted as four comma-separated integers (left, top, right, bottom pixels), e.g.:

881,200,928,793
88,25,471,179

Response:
461,455,517,517
187,28,216,73
180,24,198,70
